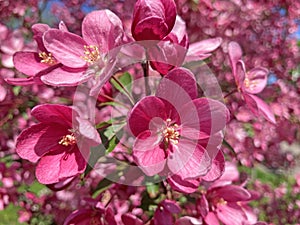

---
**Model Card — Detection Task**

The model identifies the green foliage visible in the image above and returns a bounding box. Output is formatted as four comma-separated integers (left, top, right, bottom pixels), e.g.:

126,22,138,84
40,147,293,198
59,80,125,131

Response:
0,204,26,225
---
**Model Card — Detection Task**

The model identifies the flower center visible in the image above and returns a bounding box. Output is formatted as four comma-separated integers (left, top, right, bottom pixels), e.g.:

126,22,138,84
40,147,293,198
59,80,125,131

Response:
39,52,56,65
244,77,258,91
162,118,180,145
59,134,76,146
82,45,100,64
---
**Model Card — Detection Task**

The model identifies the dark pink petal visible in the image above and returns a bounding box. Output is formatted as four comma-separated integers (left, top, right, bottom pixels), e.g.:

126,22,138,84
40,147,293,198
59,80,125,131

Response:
197,195,209,218
31,104,74,127
156,67,198,102
149,17,188,75
131,0,176,41
16,123,68,163
63,209,100,225
128,96,167,137
132,131,166,176
168,140,210,179
13,52,50,76
167,175,200,193
216,203,247,225
202,150,225,182
243,93,276,124
82,10,124,53
204,212,219,225
161,200,181,213
215,185,251,202
154,207,173,225
32,23,50,52
35,149,65,184
5,76,38,86
175,217,202,225
180,98,229,138
122,214,143,225
186,37,222,62
43,29,87,68
58,146,87,180
242,67,268,94
228,41,242,82
41,66,90,86
47,176,75,191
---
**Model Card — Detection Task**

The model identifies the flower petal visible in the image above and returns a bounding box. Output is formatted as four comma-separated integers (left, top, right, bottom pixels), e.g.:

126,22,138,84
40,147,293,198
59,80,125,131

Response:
132,131,166,176
216,203,247,225
35,148,65,184
82,10,124,53
13,52,50,76
168,139,211,179
167,175,200,193
16,123,68,163
243,93,276,124
215,185,251,202
41,66,90,86
243,67,268,94
180,98,229,139
31,104,74,127
202,150,225,182
156,67,198,101
58,146,87,180
186,37,222,62
43,29,87,68
128,96,167,137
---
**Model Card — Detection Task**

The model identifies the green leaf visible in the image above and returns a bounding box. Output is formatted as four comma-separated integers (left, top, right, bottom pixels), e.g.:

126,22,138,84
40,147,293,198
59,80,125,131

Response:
111,72,132,94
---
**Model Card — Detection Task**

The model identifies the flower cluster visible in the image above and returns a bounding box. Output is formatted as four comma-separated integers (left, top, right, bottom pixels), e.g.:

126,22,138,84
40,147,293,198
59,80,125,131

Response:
0,0,299,224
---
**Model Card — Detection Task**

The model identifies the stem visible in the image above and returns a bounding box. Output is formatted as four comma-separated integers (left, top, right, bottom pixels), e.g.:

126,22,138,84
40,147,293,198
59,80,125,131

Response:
142,60,151,96
98,94,131,109
224,89,238,99
111,76,135,106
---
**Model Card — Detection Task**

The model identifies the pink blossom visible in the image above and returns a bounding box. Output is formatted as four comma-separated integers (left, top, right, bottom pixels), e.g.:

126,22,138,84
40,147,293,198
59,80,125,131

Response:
131,0,176,41
228,41,276,124
15,104,100,184
128,67,228,190
6,23,62,86
41,9,125,86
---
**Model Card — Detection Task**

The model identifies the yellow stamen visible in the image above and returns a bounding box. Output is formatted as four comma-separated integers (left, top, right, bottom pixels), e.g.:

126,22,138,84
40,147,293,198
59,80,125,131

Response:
163,119,180,145
81,45,100,64
59,134,76,146
39,52,56,65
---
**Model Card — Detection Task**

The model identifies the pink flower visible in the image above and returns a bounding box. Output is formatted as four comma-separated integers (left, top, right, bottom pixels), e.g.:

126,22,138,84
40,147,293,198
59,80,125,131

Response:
128,67,228,186
131,0,176,41
15,104,100,184
228,41,276,124
41,9,125,86
6,23,63,86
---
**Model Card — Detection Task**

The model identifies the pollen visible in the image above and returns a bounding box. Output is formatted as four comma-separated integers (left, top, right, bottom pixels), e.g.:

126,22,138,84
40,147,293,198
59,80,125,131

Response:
59,134,76,146
81,45,100,64
39,52,57,65
244,77,258,91
162,118,180,145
